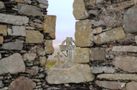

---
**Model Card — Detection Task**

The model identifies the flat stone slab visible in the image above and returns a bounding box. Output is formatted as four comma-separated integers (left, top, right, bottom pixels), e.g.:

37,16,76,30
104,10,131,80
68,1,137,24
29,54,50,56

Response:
0,13,29,25
126,81,137,90
97,74,137,81
0,53,25,74
46,64,94,84
112,46,137,52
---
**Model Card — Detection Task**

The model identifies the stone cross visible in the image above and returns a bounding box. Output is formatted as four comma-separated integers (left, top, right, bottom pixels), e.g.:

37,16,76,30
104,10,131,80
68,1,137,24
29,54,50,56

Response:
59,37,75,61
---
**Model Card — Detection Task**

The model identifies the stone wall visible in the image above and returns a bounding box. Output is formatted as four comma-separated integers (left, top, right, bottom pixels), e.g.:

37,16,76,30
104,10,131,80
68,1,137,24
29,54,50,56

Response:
73,0,137,90
0,0,56,90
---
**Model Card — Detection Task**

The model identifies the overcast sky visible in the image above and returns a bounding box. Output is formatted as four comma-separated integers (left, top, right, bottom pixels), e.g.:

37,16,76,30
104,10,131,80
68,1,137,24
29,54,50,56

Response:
48,0,75,48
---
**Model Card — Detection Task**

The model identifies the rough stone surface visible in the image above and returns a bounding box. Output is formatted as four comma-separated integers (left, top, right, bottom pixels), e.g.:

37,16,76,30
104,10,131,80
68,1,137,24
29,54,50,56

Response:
8,26,26,36
2,40,23,50
26,30,44,43
23,52,37,61
0,53,25,74
17,4,43,16
123,6,137,34
113,56,137,73
0,25,7,36
97,74,137,81
0,36,3,44
0,1,5,9
126,81,137,90
0,13,29,25
91,66,115,74
9,76,36,90
75,20,93,47
90,48,106,61
96,81,125,89
44,15,56,39
94,27,126,44
46,64,94,84
73,0,89,20
45,40,54,54
73,47,90,63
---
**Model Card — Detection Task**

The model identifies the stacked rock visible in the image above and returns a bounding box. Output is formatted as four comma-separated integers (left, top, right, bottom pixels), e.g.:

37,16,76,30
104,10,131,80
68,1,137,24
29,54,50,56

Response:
0,0,56,90
73,0,137,90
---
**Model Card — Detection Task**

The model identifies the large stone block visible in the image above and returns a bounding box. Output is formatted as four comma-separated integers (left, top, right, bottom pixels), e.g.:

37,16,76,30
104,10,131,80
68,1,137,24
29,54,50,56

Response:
26,30,44,43
126,81,137,90
45,40,54,55
0,13,29,25
75,20,93,47
0,25,7,36
44,15,56,39
46,64,94,84
73,47,90,63
73,0,89,20
94,27,126,45
113,56,137,73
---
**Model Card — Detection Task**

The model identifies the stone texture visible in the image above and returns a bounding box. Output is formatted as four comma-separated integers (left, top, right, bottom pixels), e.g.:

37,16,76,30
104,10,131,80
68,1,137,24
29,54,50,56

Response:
9,76,36,90
17,4,43,16
126,81,137,90
46,64,94,84
44,15,56,39
0,36,3,44
26,30,44,43
2,40,23,50
90,48,106,61
8,26,26,36
75,20,93,47
91,66,115,74
23,52,36,61
0,53,25,74
113,56,137,73
0,1,5,9
96,81,125,89
97,74,137,81
0,13,29,25
0,25,7,36
135,35,137,44
94,27,126,45
45,40,54,54
123,6,137,34
73,0,89,20
112,46,137,53
73,47,90,63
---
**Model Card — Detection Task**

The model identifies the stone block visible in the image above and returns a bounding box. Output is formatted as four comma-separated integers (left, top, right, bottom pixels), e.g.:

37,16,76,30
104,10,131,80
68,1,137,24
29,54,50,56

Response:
126,81,137,90
0,25,7,36
45,40,54,54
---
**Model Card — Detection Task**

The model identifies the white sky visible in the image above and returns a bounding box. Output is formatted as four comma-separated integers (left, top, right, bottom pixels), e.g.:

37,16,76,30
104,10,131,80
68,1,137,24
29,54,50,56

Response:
48,0,75,48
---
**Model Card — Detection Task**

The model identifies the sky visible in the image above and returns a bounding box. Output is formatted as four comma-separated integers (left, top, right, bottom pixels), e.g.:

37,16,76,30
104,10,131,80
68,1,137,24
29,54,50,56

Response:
48,0,75,48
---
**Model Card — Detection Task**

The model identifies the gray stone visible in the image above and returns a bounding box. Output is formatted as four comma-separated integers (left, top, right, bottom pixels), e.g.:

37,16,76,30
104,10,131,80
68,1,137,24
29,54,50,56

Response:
0,13,29,25
97,74,137,81
17,4,43,16
2,40,23,50
37,0,48,8
126,81,137,90
46,64,94,84
91,66,115,74
0,81,4,88
8,26,26,36
135,35,137,44
0,1,5,9
123,6,137,34
73,0,89,20
0,53,25,74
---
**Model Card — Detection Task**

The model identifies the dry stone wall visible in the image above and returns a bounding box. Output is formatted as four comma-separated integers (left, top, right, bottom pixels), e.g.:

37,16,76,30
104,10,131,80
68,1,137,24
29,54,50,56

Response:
0,0,56,90
73,0,137,90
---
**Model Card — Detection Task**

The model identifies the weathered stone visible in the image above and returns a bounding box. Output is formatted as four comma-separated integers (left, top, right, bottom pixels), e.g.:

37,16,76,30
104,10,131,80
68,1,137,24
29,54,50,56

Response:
0,13,29,25
40,56,47,66
44,15,56,39
126,81,137,90
23,52,37,61
46,64,94,84
26,30,44,43
135,35,137,44
75,20,93,47
0,80,4,88
113,56,137,73
0,25,7,36
92,27,103,34
45,40,54,54
17,4,43,16
0,53,25,74
0,1,5,9
91,66,115,74
14,0,31,3
73,0,89,20
0,36,3,44
94,27,126,44
73,47,90,63
123,6,137,34
97,74,137,81
112,46,137,53
8,26,26,36
9,76,36,90
2,40,23,50
37,0,48,5
90,48,106,61
96,81,125,89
